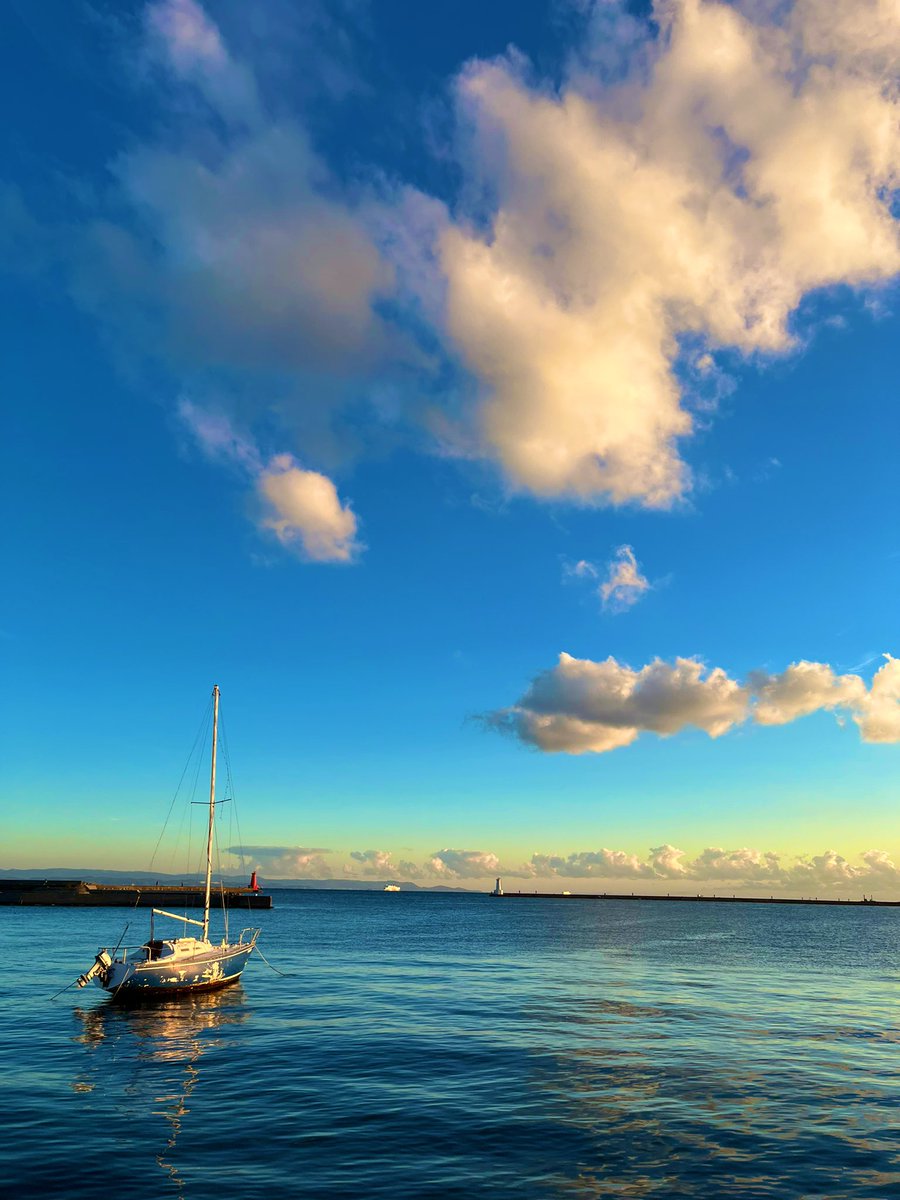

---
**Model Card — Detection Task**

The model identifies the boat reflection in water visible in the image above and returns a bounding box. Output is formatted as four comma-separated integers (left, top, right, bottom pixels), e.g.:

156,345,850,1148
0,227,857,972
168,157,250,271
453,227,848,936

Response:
72,988,248,1197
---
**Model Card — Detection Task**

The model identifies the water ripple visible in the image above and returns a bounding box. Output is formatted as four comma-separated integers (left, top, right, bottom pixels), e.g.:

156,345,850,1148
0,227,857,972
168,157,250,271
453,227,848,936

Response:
2,893,900,1197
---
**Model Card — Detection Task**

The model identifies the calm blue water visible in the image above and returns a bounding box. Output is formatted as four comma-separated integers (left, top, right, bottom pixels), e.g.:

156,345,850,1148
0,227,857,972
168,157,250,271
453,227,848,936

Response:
3,891,900,1198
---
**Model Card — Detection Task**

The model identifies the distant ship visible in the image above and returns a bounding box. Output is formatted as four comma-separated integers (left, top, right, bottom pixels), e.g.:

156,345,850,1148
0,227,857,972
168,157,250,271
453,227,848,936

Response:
384,884,401,892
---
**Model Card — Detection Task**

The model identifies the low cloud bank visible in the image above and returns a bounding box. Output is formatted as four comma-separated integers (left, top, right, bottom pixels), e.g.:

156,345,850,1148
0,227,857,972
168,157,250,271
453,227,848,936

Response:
228,842,900,894
347,847,502,881
530,845,900,891
226,844,332,878
487,653,900,754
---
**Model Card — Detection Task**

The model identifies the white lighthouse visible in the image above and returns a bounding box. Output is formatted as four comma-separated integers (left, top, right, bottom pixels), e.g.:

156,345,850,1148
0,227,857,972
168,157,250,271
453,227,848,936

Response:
491,877,503,896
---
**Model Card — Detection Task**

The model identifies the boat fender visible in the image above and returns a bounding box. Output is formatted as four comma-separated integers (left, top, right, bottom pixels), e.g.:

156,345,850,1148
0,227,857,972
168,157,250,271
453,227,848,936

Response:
77,950,112,988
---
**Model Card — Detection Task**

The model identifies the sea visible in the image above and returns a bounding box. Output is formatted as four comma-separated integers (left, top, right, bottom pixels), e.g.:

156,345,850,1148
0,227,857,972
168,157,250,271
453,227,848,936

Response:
2,889,899,1198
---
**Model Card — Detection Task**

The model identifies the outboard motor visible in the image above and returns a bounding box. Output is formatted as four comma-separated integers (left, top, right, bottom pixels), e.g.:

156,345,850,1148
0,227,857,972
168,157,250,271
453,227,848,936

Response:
77,950,112,989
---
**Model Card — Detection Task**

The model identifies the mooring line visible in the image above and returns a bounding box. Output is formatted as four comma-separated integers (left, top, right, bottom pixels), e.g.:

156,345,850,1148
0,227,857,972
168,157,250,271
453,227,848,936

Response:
253,945,293,977
48,979,79,1002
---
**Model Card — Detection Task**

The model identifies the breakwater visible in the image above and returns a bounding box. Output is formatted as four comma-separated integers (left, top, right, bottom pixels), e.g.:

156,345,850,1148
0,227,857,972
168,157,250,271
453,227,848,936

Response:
491,891,899,907
0,879,272,908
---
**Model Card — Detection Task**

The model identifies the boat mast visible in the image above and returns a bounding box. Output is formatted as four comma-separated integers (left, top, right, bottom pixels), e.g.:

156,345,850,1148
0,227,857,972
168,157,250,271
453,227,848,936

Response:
202,685,219,942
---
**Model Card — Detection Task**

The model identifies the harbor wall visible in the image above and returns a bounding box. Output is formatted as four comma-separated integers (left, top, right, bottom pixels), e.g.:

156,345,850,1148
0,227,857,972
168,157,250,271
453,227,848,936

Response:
0,880,272,908
491,891,899,907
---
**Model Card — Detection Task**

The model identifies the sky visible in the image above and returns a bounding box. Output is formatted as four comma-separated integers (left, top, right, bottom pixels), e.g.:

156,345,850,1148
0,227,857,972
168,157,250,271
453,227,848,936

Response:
2,0,900,895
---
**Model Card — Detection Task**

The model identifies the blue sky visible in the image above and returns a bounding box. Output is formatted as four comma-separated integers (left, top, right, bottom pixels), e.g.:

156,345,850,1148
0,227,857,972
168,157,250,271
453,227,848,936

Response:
3,0,900,893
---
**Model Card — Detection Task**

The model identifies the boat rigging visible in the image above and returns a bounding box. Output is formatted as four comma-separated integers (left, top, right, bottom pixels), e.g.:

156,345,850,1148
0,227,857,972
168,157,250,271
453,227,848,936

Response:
76,686,260,1000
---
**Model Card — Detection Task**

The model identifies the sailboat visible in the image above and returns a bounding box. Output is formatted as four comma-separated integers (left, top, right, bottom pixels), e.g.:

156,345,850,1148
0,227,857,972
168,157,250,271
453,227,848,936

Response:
76,686,260,1000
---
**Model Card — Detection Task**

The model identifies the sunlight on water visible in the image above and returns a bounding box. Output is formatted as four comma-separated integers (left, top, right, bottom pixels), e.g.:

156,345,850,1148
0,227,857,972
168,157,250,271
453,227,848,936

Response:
3,892,900,1198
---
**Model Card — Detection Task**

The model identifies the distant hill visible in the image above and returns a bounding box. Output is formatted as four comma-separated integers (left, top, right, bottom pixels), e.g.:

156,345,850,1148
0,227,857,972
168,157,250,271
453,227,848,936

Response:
0,867,471,893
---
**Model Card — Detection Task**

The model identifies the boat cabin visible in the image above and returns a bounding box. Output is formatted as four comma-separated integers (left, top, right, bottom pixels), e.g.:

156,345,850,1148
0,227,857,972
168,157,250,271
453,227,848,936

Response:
142,936,208,962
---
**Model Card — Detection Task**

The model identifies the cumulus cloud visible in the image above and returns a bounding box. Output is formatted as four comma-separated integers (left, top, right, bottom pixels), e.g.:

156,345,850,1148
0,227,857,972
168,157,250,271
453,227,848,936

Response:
346,848,509,882
599,545,651,610
223,840,900,892
259,454,360,563
647,844,691,878
530,843,900,891
531,848,655,878
751,660,866,725
429,848,501,879
853,655,900,743
348,849,399,877
488,652,900,754
790,0,900,72
688,845,784,882
23,0,894,544
227,844,332,878
753,655,900,743
15,0,899,548
441,0,900,503
179,402,360,561
489,652,748,753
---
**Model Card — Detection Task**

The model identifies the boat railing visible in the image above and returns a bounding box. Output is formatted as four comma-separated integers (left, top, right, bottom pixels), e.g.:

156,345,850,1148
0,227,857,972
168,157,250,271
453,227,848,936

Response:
103,943,146,962
99,925,259,961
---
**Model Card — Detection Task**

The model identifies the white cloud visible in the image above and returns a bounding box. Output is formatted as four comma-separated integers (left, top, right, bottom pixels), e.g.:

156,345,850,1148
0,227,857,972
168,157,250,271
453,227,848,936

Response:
647,844,691,878
429,848,501,879
529,843,900,891
531,848,655,878
222,841,900,892
790,0,900,73
440,0,900,504
147,0,229,76
228,844,332,878
179,404,360,563
563,559,600,581
599,545,650,610
259,454,360,563
348,849,399,877
489,651,900,754
751,660,866,725
688,845,784,882
564,547,651,611
752,655,900,743
854,655,900,743
19,0,900,547
177,397,262,473
860,848,900,880
73,0,396,470
490,652,748,753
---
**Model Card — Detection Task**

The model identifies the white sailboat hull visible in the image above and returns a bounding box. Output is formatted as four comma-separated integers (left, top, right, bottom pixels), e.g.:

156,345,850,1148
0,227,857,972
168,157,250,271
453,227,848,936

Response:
100,940,256,999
